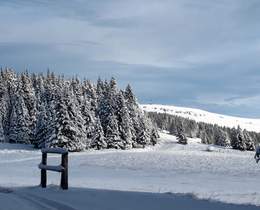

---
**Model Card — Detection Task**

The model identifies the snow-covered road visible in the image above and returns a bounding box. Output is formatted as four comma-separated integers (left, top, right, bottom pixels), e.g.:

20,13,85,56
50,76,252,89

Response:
0,186,259,210
1,132,260,208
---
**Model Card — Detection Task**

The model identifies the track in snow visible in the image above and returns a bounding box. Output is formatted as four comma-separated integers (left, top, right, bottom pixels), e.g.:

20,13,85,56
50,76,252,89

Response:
0,186,76,210
0,186,259,210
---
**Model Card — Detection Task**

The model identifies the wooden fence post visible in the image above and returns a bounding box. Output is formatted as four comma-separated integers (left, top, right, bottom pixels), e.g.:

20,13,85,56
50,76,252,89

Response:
41,152,47,188
61,153,68,190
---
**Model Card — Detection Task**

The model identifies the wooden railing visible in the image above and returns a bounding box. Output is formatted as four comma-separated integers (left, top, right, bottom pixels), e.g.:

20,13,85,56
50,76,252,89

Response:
38,148,68,190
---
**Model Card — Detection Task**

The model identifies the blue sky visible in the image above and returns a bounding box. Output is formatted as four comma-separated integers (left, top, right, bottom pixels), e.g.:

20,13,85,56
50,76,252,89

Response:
1,0,260,117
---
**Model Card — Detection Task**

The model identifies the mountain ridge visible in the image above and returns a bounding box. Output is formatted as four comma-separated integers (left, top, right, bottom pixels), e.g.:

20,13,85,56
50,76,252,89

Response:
141,104,260,133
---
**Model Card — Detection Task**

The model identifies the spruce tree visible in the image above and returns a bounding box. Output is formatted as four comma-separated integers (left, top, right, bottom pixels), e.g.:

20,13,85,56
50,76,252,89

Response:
47,88,87,151
215,128,230,147
177,127,188,145
19,73,37,143
90,117,107,150
116,91,132,149
8,95,31,144
81,97,99,149
231,126,247,151
106,113,121,149
243,130,255,151
35,101,51,148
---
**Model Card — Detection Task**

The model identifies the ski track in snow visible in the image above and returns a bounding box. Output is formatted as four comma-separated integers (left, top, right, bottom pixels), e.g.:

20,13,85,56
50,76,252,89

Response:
18,193,77,210
1,186,259,210
1,133,260,207
0,186,76,210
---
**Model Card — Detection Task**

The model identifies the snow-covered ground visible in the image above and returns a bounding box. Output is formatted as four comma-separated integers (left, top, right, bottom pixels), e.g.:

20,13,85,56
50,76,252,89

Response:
141,104,260,132
1,133,260,209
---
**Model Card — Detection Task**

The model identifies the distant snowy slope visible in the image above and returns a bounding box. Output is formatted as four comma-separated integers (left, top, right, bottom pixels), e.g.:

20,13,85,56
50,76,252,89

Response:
141,104,260,132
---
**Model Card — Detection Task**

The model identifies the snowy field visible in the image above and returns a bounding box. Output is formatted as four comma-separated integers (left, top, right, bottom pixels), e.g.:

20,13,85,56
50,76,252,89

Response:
1,132,260,209
141,104,260,132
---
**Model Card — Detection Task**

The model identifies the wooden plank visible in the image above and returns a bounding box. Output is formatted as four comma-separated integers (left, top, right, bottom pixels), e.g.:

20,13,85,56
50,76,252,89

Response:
41,148,68,154
39,163,65,172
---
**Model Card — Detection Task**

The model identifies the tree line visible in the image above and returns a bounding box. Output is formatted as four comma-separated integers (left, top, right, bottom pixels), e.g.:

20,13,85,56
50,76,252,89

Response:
147,112,259,151
0,69,158,151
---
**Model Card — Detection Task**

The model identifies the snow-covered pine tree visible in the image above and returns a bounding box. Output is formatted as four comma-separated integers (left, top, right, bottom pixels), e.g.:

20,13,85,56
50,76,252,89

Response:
214,128,230,147
35,101,51,148
44,70,59,103
90,117,107,150
105,113,122,149
19,72,37,143
108,77,118,112
183,119,198,138
98,77,124,149
81,95,102,149
47,87,87,151
197,123,206,143
177,126,188,145
124,84,158,147
82,79,97,112
205,124,214,144
96,77,104,98
97,79,114,135
124,84,138,143
116,91,132,149
70,77,83,105
8,95,31,144
243,129,255,151
135,115,152,147
231,126,247,151
33,74,45,103
200,130,210,144
34,73,59,148
124,84,136,105
150,127,159,146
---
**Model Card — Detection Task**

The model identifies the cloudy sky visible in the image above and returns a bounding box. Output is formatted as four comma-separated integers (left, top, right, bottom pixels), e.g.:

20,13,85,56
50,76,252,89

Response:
0,0,260,117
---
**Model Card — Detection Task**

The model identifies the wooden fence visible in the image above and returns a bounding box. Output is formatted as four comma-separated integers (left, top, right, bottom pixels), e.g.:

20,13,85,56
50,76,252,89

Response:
38,148,68,190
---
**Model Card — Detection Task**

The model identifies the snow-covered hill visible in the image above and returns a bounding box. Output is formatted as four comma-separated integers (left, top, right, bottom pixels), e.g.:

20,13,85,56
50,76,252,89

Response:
141,104,260,133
